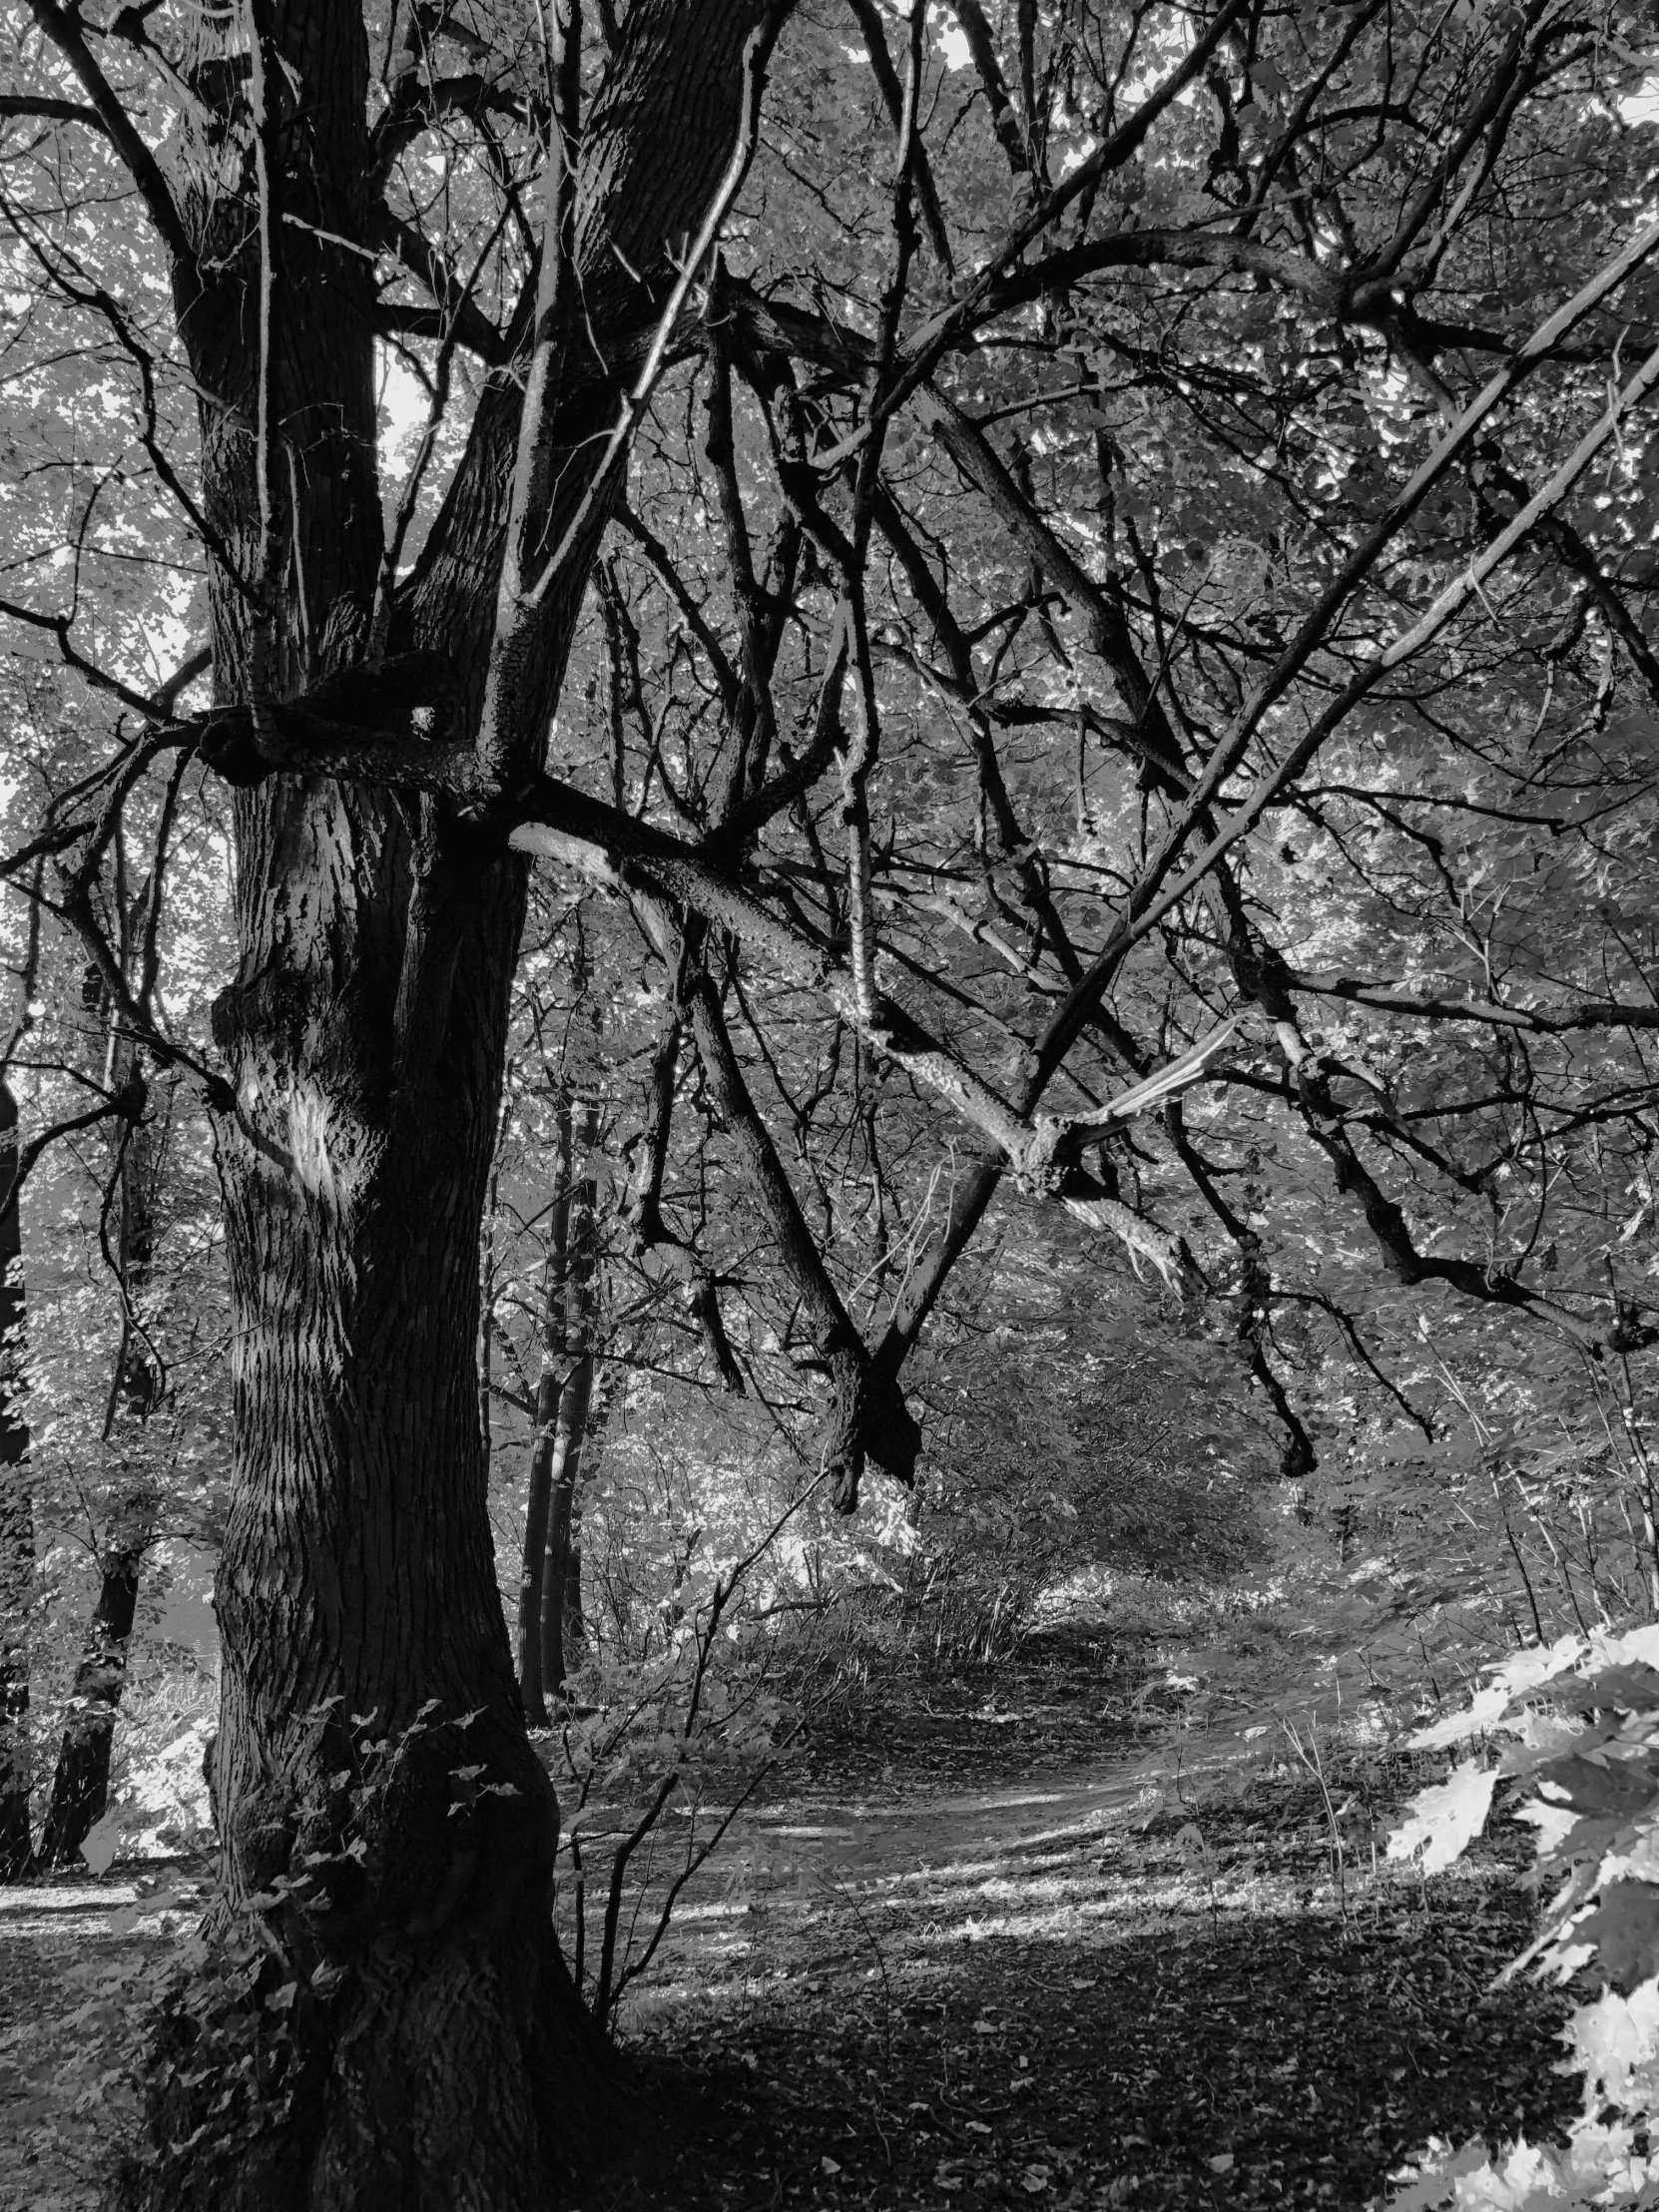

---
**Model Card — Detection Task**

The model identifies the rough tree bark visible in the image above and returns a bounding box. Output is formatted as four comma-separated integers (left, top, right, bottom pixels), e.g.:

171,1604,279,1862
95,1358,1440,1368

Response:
74,2,787,2205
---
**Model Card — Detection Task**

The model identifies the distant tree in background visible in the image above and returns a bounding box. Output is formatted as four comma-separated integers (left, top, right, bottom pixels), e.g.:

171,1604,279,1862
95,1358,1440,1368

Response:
0,837,231,1878
0,1074,29,1878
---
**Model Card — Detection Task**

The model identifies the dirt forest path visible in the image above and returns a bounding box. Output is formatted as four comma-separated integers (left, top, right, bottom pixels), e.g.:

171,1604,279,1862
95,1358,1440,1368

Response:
580,1654,1578,2212
661,1762,1158,1924
1,1644,1581,2212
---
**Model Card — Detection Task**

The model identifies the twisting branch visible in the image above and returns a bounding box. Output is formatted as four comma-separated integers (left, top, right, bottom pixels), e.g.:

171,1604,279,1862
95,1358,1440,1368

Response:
0,94,104,131
1100,328,1659,974
669,900,918,1512
1160,1099,1314,1476
0,602,197,722
1288,976,1659,1035
474,2,794,794
21,0,196,275
0,208,260,604
919,388,1195,798
701,266,780,822
999,253,1659,1111
856,0,1255,435
613,504,742,720
951,0,1029,177
368,208,510,364
1,1095,138,1210
869,482,1085,984
841,0,953,269
1354,0,1556,293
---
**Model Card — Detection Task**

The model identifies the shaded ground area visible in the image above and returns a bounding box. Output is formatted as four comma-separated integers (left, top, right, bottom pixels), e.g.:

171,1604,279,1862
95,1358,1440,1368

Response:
572,1633,1577,2212
0,1864,209,2209
0,1634,1577,2211
584,1774,1574,2212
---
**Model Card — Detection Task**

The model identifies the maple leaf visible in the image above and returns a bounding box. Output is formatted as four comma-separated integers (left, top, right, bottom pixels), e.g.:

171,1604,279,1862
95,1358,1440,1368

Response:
1387,1762,1498,1875
1570,1882,1659,1994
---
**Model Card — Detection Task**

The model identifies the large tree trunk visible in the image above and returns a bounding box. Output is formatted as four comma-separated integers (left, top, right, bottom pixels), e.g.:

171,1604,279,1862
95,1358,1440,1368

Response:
0,1078,31,1878
112,5,779,2205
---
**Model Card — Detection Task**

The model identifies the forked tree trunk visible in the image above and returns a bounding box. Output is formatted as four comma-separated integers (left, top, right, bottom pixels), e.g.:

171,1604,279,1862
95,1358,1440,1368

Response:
109,5,777,2205
0,1078,31,1878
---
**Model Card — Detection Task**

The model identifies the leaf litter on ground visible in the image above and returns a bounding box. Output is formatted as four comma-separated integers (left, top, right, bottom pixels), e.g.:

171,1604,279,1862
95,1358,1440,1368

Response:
0,1634,1580,2211
574,1641,1579,2212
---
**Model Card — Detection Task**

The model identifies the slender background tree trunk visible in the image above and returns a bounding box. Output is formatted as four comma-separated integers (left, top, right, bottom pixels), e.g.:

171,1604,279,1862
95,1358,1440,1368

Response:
40,1016,163,1869
519,1112,576,1729
541,1104,598,1700
0,1077,32,1878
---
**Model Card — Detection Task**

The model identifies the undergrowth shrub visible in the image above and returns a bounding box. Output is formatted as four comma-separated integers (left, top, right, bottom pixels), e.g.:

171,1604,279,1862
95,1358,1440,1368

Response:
542,1566,802,2032
1386,1623,1659,2209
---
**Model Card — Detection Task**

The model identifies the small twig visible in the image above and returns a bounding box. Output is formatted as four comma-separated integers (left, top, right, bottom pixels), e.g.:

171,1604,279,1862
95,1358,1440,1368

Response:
594,1769,679,2026
608,1743,793,2020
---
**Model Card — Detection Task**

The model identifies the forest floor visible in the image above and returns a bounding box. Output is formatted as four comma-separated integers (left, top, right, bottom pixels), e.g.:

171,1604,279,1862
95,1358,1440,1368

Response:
579,1627,1577,2212
0,1627,1578,2211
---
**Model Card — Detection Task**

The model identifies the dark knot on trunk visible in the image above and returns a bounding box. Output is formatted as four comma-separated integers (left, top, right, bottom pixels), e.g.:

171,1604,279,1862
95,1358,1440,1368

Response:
823,1344,921,1515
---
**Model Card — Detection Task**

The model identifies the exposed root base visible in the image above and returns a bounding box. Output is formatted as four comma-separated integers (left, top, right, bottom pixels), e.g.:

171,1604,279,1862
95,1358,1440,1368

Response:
107,1919,618,2212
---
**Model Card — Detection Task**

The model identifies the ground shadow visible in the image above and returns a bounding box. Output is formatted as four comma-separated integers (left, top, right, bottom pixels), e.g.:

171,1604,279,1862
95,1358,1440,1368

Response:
581,1795,1576,2212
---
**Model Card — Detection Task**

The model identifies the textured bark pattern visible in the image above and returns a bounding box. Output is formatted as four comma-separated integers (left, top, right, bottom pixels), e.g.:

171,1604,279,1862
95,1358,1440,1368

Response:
114,4,780,2204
